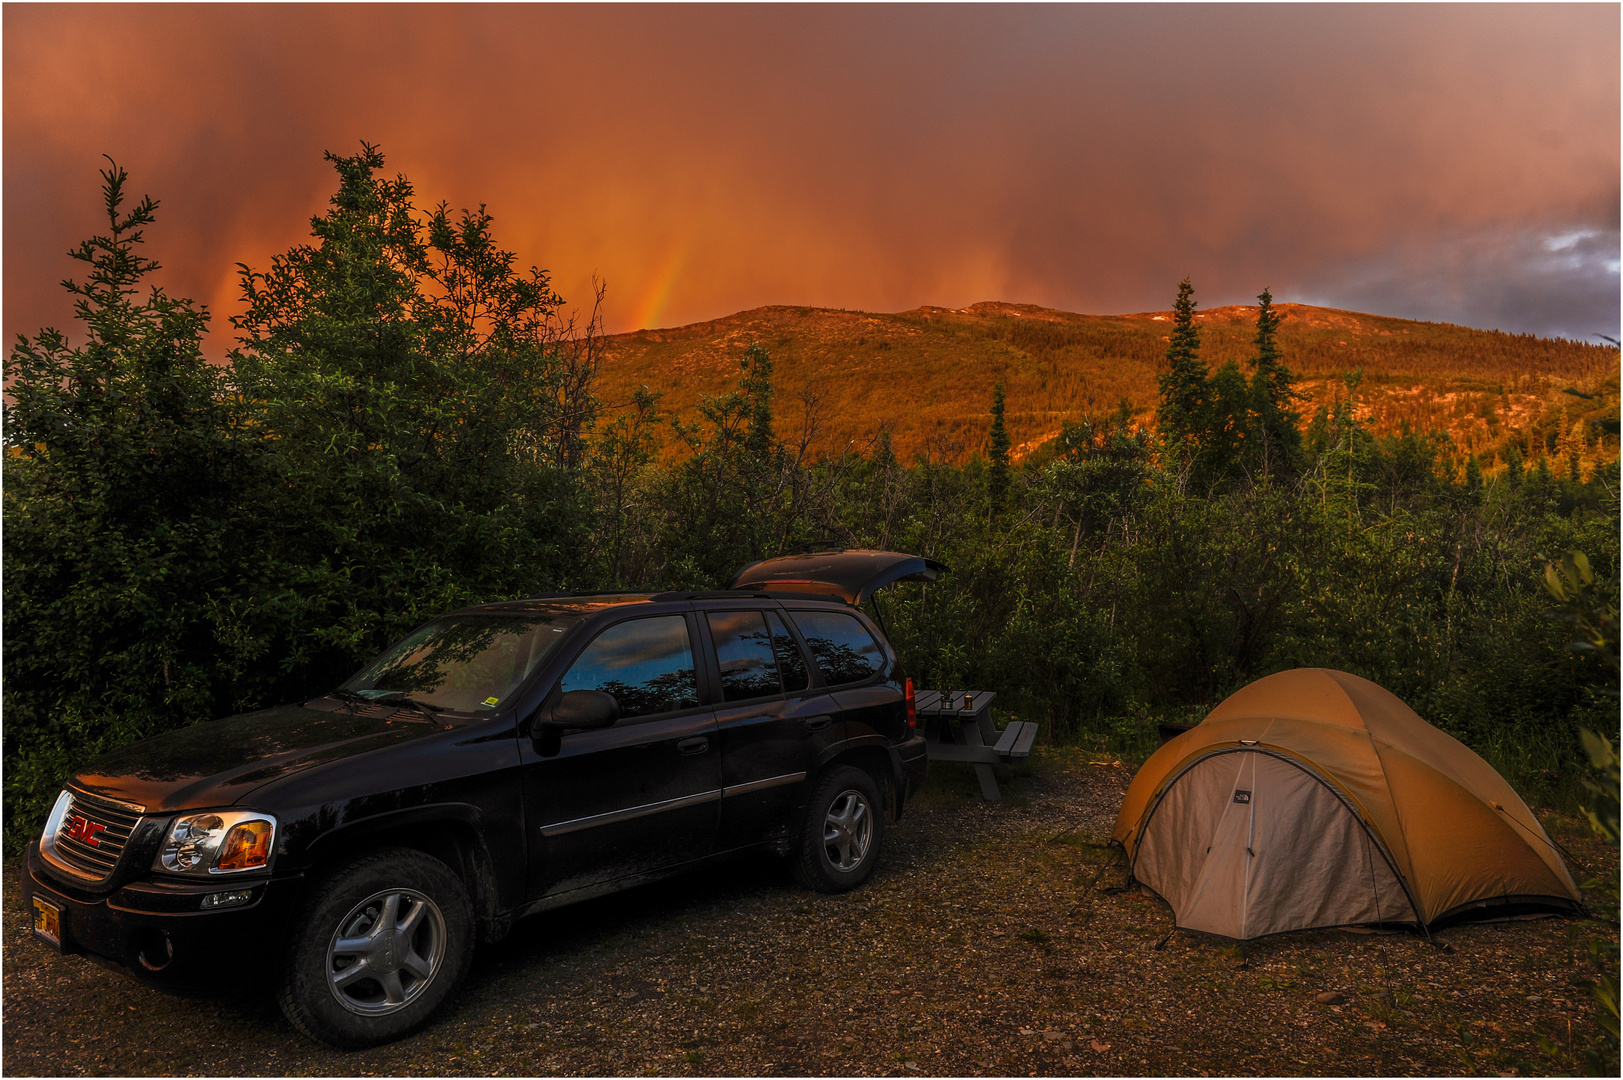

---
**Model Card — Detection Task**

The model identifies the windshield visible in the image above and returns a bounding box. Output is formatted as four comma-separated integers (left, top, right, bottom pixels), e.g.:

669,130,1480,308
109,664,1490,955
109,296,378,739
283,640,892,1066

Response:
342,614,576,713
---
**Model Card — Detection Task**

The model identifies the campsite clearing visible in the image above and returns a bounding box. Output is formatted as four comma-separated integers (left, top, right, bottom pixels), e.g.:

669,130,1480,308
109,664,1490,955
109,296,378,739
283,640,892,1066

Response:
3,748,1616,1077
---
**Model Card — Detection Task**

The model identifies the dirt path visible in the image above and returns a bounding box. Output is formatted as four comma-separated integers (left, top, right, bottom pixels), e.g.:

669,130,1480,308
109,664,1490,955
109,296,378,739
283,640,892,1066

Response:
4,751,1617,1077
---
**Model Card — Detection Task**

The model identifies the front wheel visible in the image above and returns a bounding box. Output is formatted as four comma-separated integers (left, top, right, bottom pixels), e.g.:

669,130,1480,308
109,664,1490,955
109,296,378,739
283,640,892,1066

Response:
791,766,885,893
278,848,474,1048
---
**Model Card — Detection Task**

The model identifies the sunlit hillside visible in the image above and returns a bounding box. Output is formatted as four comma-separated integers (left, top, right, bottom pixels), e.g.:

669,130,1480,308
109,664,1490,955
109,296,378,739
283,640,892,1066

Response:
598,301,1619,473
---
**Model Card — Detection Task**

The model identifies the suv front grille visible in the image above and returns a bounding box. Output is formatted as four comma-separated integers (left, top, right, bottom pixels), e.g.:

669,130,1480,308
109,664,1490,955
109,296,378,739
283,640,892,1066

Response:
49,790,145,881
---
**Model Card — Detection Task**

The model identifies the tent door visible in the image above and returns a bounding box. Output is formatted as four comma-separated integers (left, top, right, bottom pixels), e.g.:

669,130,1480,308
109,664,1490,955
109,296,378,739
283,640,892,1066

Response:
1133,749,1415,940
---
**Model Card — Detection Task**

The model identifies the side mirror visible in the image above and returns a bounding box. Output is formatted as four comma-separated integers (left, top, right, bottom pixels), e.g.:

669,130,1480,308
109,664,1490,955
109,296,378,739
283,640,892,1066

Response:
532,690,619,757
551,689,620,729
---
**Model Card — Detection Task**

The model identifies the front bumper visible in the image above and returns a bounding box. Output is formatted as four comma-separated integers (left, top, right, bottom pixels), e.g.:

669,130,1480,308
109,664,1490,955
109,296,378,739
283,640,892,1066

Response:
25,842,303,990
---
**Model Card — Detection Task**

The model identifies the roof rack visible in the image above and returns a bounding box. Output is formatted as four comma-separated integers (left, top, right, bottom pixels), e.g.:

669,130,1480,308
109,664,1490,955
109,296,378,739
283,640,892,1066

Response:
649,589,852,605
784,539,846,555
521,589,647,601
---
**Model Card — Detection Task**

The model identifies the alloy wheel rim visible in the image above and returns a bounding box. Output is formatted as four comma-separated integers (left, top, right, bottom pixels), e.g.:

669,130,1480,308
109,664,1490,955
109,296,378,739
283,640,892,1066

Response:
821,789,872,872
326,887,447,1016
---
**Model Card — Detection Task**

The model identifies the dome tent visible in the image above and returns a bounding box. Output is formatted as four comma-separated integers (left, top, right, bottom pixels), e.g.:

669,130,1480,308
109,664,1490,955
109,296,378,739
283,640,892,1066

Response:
1111,669,1582,941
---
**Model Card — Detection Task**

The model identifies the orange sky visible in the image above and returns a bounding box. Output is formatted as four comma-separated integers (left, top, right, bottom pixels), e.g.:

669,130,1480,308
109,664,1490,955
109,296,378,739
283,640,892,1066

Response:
4,3,1618,357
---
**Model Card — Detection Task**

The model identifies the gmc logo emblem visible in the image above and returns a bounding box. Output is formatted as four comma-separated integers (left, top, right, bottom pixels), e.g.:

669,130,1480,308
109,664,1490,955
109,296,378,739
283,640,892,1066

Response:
64,814,106,846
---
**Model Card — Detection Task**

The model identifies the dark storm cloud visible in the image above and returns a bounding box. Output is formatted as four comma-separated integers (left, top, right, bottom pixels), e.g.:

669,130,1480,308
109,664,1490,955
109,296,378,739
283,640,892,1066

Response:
4,3,1617,353
1297,226,1623,341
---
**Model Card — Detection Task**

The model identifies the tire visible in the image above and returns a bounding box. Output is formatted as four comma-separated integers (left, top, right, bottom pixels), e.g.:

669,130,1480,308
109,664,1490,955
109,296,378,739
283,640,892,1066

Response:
278,847,474,1048
791,765,885,893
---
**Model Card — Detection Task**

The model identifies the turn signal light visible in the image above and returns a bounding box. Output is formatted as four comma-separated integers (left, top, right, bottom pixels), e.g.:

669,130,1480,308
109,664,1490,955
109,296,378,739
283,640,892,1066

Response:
215,820,274,871
905,677,917,730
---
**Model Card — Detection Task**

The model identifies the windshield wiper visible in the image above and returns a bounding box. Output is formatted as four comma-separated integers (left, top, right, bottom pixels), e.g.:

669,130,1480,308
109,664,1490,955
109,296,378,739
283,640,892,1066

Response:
372,693,447,728
330,688,370,715
329,688,445,727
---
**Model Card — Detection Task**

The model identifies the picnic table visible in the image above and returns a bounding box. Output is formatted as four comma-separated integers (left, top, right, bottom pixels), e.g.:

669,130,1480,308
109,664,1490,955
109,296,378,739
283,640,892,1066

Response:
916,688,1038,802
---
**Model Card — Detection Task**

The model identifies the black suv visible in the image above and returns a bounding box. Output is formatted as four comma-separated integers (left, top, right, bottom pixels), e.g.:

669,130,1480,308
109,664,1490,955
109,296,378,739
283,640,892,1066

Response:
25,550,940,1048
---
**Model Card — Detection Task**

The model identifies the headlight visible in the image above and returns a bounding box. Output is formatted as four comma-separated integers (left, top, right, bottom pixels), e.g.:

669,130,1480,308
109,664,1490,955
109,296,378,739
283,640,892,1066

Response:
154,811,277,875
39,790,74,847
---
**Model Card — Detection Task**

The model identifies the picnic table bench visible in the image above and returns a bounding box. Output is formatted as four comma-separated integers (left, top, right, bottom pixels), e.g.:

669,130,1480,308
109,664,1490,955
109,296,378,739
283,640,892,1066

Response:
916,688,1038,802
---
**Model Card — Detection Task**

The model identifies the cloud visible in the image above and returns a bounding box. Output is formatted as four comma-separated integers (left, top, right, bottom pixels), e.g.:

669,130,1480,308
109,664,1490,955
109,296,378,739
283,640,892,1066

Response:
4,4,1617,354
1293,226,1621,341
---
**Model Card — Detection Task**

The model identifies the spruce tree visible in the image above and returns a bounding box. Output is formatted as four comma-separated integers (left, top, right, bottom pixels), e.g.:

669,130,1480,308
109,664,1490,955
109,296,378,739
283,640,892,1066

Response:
1155,278,1207,464
1465,453,1483,495
1248,287,1301,477
740,341,777,464
988,380,1011,520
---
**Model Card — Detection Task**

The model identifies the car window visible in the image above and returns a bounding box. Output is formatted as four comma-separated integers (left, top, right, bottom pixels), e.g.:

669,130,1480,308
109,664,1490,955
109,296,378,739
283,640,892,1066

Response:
559,615,700,719
344,614,574,713
766,611,809,693
788,610,882,686
707,611,781,702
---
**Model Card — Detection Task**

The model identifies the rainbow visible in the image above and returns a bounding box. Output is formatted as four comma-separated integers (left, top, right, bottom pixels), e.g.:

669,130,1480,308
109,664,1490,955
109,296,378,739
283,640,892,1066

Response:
626,242,687,331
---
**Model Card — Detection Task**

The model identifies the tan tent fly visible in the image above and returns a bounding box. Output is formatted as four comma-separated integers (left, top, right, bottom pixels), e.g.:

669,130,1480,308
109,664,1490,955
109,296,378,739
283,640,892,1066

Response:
1112,668,1582,940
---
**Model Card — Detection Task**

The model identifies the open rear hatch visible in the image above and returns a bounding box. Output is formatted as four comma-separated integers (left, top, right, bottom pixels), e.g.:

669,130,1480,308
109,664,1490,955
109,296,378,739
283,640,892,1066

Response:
727,547,947,605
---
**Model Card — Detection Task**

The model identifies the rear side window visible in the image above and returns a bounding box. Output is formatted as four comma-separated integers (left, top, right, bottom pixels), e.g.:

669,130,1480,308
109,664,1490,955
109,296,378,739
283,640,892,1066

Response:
560,615,700,719
707,611,781,702
789,610,882,686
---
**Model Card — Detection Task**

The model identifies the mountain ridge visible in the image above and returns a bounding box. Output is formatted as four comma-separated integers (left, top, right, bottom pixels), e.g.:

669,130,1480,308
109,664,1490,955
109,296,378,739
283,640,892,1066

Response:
597,300,1617,470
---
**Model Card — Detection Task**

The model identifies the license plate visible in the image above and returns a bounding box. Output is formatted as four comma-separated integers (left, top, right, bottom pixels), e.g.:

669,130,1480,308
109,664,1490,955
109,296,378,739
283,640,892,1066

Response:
31,895,62,950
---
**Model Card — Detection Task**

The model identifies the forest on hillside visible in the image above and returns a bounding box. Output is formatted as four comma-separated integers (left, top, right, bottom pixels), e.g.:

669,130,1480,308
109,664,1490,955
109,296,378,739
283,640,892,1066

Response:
5,147,1619,852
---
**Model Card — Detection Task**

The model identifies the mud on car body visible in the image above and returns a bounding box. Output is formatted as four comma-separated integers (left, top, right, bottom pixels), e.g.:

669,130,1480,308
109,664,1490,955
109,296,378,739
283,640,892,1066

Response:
26,549,939,1047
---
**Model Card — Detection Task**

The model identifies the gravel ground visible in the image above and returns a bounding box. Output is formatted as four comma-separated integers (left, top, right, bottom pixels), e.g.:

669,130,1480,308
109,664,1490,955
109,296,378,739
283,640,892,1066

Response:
4,749,1617,1077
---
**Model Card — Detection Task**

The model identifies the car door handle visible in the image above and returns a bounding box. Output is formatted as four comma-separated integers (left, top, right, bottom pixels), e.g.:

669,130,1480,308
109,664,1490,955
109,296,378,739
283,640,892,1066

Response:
676,736,710,755
801,716,832,732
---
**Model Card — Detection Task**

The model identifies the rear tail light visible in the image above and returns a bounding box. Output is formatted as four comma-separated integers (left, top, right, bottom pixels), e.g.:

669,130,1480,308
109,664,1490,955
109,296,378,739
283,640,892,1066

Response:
905,678,917,730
